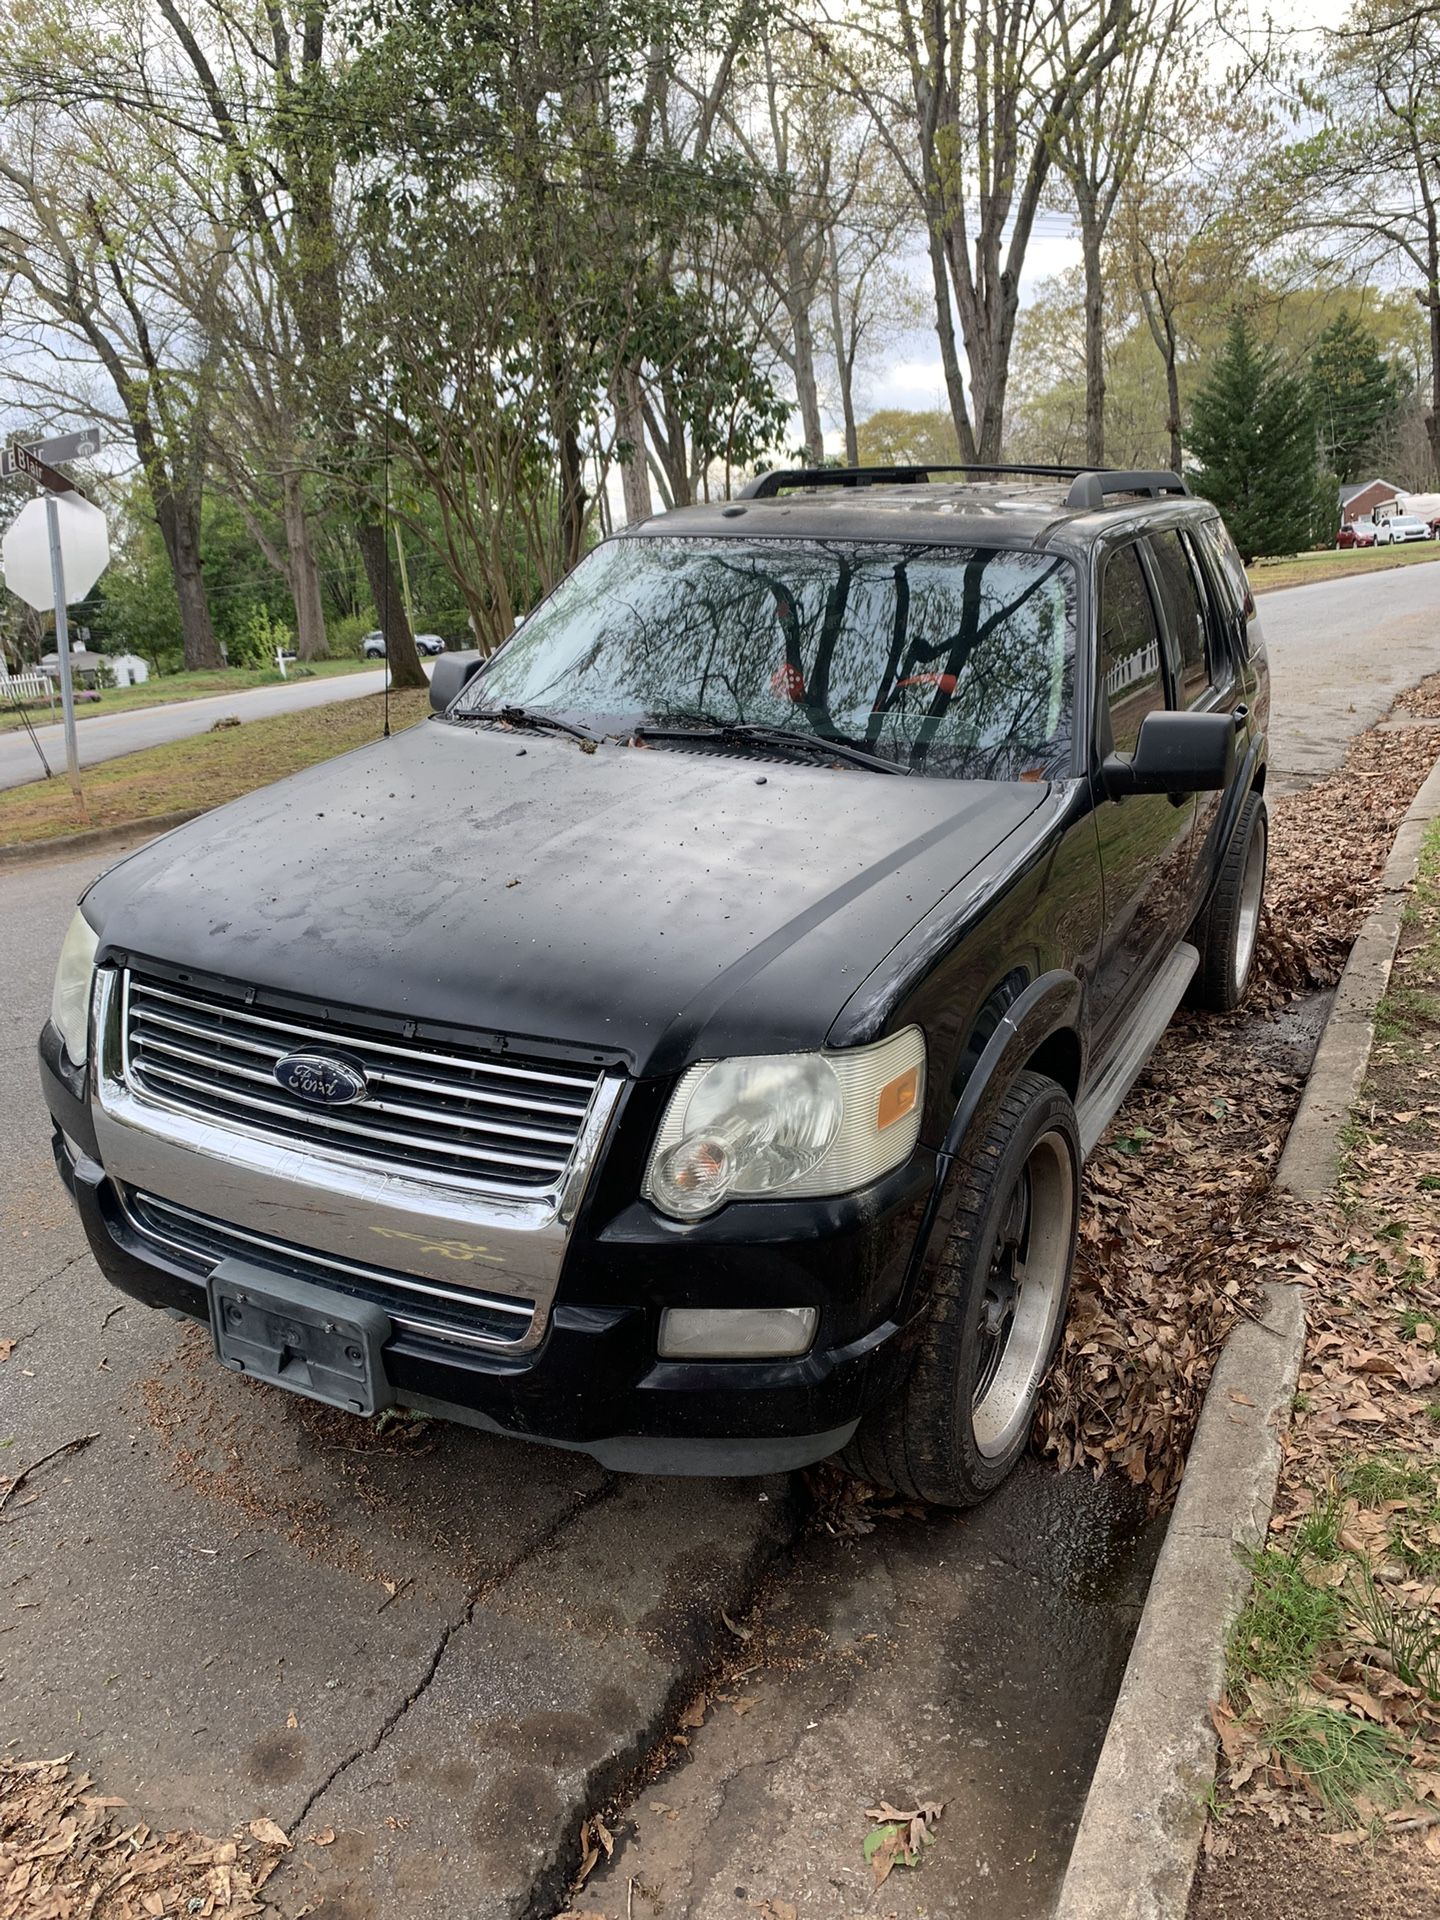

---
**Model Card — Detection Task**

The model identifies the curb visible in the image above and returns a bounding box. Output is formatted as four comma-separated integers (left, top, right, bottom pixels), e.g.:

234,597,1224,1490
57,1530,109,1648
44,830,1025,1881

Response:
1052,1280,1305,1920
0,809,203,871
1276,749,1440,1196
1053,745,1440,1920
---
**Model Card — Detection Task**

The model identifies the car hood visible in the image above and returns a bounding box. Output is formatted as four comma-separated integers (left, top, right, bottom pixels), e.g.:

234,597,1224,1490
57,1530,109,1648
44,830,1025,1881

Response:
84,719,1048,1075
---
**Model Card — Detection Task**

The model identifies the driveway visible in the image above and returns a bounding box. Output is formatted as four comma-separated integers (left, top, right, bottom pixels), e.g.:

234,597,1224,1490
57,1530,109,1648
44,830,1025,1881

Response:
0,666,418,792
1258,560,1440,790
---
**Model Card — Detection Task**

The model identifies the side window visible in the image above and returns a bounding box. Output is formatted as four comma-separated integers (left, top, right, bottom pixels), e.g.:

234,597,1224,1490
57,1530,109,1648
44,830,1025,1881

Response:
1147,529,1209,707
1100,543,1165,755
1195,518,1260,657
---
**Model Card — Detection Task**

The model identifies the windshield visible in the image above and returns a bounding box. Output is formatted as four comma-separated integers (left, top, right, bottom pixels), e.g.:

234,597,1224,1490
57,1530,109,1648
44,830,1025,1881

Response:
455,536,1077,780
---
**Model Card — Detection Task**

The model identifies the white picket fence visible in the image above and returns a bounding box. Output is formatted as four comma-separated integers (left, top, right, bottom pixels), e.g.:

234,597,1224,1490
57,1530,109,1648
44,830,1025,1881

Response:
0,671,55,704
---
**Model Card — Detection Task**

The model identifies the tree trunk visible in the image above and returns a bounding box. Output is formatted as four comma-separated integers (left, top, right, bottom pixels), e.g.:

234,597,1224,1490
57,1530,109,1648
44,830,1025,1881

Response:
926,225,978,465
354,519,426,690
281,469,328,660
789,287,825,465
612,363,653,524
1425,275,1440,484
155,493,224,669
1080,215,1106,468
1161,305,1183,475
827,231,859,467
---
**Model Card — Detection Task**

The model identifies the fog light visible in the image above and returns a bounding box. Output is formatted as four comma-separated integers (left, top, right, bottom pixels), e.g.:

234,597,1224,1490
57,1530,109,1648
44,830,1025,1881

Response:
657,1306,818,1360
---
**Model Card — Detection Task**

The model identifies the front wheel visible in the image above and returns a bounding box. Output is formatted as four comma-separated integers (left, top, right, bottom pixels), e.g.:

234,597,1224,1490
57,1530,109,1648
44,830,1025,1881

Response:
842,1071,1080,1507
1188,791,1267,1011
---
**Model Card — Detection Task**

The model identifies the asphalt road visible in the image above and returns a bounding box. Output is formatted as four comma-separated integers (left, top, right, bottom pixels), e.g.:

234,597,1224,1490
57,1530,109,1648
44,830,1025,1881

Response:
1257,559,1440,790
0,666,417,792
2,561,1434,1916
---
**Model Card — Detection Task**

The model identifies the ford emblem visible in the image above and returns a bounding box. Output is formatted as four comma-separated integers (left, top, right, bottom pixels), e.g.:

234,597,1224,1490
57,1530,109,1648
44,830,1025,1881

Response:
273,1051,370,1106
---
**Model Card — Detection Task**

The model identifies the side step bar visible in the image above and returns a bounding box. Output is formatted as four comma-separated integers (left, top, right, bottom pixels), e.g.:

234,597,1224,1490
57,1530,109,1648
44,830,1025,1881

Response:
1076,942,1198,1157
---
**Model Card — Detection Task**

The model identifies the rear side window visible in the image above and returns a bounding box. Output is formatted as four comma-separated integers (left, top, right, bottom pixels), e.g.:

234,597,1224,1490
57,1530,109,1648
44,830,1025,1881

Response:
1100,544,1165,754
1195,518,1259,654
1147,529,1209,707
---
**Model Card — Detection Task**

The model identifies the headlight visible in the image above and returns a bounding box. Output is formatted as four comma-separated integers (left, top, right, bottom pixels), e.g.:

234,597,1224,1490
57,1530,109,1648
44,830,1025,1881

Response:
644,1028,926,1220
50,908,99,1066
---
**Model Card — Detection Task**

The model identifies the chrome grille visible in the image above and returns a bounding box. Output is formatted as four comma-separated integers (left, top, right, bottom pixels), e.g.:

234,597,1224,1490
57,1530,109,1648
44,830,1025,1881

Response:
120,969,605,1197
119,1188,533,1350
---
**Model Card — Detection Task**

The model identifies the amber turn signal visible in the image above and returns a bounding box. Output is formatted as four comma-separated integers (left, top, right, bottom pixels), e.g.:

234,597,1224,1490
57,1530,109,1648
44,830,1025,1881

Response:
876,1064,920,1132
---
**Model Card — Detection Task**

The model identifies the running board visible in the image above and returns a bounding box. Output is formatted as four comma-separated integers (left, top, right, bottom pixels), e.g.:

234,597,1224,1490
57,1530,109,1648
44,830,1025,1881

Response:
1076,942,1198,1157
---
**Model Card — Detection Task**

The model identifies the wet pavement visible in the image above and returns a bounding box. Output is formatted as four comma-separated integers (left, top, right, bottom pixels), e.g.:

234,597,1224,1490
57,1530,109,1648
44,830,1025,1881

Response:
583,1465,1162,1920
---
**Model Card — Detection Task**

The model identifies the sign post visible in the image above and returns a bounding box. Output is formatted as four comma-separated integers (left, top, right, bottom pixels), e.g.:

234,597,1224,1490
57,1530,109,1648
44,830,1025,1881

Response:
45,496,82,799
2,431,109,809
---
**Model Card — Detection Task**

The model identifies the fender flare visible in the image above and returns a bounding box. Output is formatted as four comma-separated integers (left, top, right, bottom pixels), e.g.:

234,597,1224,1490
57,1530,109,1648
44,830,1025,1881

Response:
896,969,1084,1325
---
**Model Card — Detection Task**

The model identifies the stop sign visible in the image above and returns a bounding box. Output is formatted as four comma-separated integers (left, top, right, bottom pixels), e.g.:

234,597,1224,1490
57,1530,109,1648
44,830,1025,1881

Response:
2,495,110,610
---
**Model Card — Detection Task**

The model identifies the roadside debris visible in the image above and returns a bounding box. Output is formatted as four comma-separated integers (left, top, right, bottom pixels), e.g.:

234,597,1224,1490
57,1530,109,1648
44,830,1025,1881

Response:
0,1431,98,1517
862,1798,944,1885
0,1754,287,1918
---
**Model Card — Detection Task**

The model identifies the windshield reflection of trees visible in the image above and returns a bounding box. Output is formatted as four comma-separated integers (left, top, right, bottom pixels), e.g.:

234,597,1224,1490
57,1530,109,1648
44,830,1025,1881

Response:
470,539,1075,780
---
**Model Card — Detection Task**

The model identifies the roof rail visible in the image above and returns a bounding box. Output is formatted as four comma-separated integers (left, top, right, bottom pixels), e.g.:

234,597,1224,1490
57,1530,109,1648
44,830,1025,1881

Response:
738,462,1089,500
1064,469,1188,510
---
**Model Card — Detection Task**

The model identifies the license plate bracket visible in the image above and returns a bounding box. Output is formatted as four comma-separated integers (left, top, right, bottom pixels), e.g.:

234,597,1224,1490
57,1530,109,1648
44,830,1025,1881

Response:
207,1260,394,1417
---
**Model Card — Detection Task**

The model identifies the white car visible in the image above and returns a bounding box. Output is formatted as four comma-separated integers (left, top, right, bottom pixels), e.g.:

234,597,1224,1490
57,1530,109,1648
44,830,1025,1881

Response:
1373,514,1432,545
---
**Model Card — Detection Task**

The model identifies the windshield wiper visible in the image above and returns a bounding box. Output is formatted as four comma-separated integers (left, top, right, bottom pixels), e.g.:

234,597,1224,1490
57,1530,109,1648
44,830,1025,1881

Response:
634,716,906,776
458,703,596,744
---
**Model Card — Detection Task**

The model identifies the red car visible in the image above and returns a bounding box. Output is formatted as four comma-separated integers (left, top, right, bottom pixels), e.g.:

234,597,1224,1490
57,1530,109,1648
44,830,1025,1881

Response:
1337,523,1376,549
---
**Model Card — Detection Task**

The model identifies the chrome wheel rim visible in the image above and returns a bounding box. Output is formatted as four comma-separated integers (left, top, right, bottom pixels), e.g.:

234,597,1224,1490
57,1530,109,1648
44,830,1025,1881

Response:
1234,818,1266,993
971,1132,1075,1460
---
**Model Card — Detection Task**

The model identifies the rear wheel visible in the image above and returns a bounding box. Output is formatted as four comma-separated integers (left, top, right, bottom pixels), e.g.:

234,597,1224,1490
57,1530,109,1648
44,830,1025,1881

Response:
1187,791,1267,1011
842,1071,1080,1506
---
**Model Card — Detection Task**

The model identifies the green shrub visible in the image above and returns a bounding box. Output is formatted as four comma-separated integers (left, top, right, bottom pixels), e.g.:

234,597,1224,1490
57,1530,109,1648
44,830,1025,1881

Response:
327,612,375,659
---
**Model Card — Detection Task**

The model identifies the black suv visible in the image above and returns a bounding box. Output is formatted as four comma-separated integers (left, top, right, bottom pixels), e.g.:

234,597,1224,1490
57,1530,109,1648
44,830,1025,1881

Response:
41,465,1268,1506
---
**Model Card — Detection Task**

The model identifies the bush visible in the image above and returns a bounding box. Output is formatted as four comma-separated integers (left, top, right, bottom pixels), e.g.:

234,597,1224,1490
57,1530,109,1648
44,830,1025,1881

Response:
327,612,375,659
228,604,295,669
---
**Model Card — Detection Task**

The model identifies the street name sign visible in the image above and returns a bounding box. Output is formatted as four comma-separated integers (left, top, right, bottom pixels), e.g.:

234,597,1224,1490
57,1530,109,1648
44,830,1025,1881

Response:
0,425,104,480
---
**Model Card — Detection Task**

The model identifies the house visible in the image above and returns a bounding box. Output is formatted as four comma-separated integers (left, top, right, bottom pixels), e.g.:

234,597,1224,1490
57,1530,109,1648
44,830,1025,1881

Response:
1339,478,1403,526
40,646,110,687
39,646,149,688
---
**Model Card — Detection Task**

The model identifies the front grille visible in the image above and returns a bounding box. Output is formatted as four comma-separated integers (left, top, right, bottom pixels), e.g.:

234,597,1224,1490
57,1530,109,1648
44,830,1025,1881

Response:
120,969,604,1197
119,1188,535,1350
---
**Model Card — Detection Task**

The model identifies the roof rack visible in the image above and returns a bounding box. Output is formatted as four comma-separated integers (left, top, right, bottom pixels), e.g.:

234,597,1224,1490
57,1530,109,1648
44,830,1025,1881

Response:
738,463,1088,500
1062,469,1188,510
737,463,1190,510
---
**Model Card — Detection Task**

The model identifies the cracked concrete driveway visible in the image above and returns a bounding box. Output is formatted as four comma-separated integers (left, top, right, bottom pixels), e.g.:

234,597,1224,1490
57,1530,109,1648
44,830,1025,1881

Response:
5,564,1439,1917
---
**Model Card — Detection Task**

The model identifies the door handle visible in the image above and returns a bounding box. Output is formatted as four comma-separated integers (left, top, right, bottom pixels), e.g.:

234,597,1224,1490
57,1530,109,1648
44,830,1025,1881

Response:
1231,704,1249,732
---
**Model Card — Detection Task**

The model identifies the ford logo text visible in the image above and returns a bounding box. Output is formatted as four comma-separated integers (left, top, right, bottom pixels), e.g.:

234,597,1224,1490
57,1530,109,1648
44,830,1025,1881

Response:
273,1051,370,1106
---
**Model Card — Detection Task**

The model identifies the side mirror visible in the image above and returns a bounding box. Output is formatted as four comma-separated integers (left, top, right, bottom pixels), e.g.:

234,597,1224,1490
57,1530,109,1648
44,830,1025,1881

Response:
1103,709,1234,798
429,651,483,714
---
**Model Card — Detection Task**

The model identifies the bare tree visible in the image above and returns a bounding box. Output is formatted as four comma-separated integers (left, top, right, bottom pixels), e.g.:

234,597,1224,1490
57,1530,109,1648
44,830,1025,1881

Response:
1050,0,1199,464
835,0,1133,462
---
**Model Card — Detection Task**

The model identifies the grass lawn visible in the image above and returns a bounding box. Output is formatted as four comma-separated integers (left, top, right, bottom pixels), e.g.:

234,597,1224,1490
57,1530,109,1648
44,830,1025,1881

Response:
0,655,374,734
0,688,428,848
1250,541,1440,595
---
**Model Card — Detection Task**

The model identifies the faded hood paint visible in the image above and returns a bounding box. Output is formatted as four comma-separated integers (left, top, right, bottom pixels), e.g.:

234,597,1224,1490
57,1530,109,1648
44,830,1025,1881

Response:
84,718,1048,1075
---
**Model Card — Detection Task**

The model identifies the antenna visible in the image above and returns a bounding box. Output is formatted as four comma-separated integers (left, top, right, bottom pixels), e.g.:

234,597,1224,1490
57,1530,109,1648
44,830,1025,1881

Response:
382,374,392,741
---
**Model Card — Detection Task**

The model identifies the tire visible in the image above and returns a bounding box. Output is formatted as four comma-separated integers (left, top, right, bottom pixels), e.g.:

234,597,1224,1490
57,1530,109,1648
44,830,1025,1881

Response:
841,1070,1081,1507
1187,791,1267,1012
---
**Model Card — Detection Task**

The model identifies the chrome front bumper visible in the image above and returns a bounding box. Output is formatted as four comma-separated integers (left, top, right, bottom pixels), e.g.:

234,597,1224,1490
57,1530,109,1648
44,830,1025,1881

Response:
87,968,624,1352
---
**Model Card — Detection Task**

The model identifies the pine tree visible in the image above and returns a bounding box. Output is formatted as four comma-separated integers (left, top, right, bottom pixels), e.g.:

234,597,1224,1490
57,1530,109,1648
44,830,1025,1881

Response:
1311,312,1400,482
1189,316,1323,563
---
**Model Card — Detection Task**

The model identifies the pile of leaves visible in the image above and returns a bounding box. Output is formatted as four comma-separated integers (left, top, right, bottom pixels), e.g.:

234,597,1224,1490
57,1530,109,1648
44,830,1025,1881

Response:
1037,707,1440,1507
861,1799,944,1887
0,1756,288,1918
